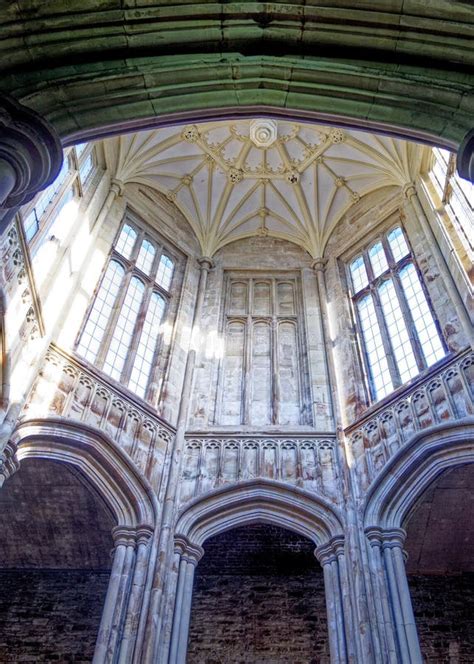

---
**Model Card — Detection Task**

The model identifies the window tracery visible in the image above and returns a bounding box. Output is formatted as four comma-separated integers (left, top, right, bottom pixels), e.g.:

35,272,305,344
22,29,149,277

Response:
76,220,177,401
349,226,446,402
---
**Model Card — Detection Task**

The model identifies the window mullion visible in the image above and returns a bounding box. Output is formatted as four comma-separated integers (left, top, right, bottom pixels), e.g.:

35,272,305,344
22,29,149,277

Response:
242,315,251,426
371,282,402,389
352,295,376,402
96,268,133,367
391,268,425,372
121,282,153,385
145,297,169,404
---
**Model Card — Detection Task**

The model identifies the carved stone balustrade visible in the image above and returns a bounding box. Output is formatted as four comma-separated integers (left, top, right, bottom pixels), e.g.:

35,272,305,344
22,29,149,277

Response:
21,344,174,486
346,349,474,490
180,432,341,505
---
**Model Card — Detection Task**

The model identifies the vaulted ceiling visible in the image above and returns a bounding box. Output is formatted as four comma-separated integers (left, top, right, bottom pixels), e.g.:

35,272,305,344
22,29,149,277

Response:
103,119,425,257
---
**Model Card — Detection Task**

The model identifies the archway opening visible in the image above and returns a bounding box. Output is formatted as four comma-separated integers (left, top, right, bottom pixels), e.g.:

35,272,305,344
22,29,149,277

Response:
0,458,115,662
404,463,474,662
187,523,329,663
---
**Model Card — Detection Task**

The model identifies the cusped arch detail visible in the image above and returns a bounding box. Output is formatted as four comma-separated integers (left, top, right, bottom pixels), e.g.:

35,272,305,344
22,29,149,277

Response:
11,417,158,529
175,479,344,549
364,419,474,531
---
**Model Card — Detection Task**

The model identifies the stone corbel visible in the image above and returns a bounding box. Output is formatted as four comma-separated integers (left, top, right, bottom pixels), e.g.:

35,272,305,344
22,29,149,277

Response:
0,96,62,234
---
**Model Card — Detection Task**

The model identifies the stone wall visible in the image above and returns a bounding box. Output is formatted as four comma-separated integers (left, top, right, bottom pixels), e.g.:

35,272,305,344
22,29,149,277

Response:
0,569,109,663
187,524,329,664
409,574,474,663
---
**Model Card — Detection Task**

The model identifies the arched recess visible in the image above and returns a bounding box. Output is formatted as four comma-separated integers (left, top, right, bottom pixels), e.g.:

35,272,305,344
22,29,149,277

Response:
11,417,158,528
363,420,474,664
6,417,159,663
364,419,474,530
175,478,344,547
165,481,350,664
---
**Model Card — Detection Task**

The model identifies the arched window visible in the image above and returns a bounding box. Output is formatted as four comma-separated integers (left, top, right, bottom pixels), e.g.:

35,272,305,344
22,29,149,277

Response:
76,221,178,401
349,226,445,401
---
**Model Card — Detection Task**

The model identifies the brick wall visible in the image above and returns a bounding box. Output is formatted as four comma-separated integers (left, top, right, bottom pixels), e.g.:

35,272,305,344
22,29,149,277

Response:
409,573,474,663
187,524,329,664
0,569,110,663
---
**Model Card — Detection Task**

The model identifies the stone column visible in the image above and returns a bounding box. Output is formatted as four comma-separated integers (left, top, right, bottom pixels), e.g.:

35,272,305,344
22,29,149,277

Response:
143,257,213,662
93,526,137,664
117,525,154,663
0,96,62,235
366,527,423,664
404,183,474,347
316,536,351,664
168,538,204,664
312,258,378,664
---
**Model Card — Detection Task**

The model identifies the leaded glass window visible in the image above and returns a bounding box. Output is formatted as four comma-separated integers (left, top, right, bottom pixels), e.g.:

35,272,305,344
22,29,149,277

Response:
349,226,446,401
76,220,177,401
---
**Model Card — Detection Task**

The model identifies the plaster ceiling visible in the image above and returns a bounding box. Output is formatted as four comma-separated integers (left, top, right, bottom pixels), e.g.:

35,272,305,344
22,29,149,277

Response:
103,119,425,257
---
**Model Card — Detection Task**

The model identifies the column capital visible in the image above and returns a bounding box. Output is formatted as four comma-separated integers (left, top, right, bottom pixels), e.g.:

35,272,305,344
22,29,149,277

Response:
174,534,204,565
0,95,62,211
197,256,214,271
110,178,125,196
136,524,154,545
365,526,407,550
112,525,138,548
311,257,328,273
402,182,417,200
314,534,345,565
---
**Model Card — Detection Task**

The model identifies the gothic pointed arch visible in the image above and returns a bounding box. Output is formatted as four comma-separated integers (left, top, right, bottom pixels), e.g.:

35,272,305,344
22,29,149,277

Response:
364,419,474,531
175,479,344,548
11,417,158,529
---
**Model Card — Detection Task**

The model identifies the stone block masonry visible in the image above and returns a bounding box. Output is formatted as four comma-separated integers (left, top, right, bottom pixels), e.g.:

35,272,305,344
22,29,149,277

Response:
187,525,329,664
0,570,110,663
409,573,474,664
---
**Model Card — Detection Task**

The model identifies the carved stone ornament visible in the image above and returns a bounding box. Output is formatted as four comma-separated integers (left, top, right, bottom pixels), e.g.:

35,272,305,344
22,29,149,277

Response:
250,119,278,148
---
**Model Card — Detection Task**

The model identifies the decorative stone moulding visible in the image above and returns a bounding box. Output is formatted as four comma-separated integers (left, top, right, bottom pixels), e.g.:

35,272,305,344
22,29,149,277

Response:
250,119,278,148
0,96,62,230
347,349,474,489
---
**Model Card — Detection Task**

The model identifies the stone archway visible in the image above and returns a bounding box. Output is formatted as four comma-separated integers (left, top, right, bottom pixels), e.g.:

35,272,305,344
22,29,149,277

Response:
166,480,350,664
363,420,474,663
5,417,158,664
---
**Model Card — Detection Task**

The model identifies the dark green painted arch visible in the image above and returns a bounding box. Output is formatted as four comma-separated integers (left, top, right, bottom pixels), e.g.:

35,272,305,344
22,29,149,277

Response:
1,2,473,149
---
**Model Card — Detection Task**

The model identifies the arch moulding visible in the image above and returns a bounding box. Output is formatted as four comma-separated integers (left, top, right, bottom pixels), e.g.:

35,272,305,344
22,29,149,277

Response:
364,418,474,531
10,417,158,529
175,479,345,550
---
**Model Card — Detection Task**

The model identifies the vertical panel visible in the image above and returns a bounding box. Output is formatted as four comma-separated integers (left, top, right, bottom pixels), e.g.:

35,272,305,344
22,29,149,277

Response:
277,281,295,315
278,321,300,425
250,322,272,426
253,281,271,315
229,281,248,314
220,321,245,425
